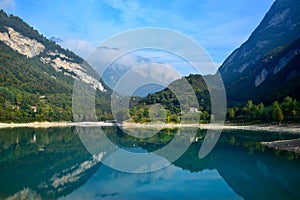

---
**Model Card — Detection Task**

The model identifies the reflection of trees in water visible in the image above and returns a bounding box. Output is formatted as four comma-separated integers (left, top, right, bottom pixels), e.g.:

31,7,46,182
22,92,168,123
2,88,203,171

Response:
111,128,300,199
0,127,99,199
171,131,300,200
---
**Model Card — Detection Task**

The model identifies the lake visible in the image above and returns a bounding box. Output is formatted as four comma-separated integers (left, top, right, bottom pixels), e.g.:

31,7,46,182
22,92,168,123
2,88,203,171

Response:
0,127,299,199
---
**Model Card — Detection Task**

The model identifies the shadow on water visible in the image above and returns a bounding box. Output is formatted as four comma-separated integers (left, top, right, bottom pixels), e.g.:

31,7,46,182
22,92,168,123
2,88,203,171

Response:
0,127,299,199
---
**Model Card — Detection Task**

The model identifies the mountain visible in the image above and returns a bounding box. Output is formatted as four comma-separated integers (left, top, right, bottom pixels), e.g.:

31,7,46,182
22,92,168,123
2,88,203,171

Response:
131,0,300,123
219,0,300,105
0,10,112,122
2,0,300,122
93,46,172,97
95,46,151,88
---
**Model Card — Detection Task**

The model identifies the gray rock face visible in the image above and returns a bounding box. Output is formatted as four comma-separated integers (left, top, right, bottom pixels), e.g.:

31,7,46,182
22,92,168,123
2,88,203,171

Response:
40,51,105,91
255,68,269,87
0,27,45,58
254,47,300,87
273,48,300,74
0,27,105,92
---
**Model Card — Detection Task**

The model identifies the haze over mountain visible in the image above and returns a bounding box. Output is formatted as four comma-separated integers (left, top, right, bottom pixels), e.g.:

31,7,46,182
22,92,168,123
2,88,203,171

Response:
87,46,189,97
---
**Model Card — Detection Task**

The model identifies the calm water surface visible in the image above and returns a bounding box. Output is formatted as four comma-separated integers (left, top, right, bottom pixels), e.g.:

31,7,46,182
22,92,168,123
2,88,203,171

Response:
0,127,299,199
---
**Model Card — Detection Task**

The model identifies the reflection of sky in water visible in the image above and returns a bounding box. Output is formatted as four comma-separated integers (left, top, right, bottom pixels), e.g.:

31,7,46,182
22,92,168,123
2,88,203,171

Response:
60,165,242,200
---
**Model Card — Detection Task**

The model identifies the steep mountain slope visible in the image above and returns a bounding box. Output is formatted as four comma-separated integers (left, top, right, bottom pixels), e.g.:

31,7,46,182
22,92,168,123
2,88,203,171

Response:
225,38,300,105
0,10,111,122
219,0,300,105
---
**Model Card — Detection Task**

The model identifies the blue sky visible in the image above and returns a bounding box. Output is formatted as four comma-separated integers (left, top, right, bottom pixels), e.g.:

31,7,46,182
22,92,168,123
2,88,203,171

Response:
0,0,274,69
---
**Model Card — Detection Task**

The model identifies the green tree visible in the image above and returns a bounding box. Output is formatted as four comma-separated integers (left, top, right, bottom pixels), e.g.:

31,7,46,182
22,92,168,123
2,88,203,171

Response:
200,111,210,122
254,103,265,119
282,96,297,120
227,108,235,119
272,101,284,125
242,100,255,119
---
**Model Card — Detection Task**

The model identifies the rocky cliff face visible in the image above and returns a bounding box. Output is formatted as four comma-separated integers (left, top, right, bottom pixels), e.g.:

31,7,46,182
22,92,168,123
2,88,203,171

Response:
40,50,105,91
253,46,300,87
0,26,105,92
0,27,45,58
218,0,300,104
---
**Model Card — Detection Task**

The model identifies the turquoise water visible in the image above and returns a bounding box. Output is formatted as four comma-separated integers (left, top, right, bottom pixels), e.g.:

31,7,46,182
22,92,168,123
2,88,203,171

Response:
0,127,299,199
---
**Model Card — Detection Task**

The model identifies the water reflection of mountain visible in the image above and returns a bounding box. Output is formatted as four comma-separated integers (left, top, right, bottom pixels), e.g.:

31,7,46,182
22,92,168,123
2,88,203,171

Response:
0,127,101,199
0,127,299,199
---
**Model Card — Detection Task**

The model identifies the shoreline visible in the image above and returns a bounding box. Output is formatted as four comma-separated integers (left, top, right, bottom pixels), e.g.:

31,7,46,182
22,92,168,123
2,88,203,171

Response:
0,121,300,133
262,139,300,155
121,123,300,134
0,121,117,129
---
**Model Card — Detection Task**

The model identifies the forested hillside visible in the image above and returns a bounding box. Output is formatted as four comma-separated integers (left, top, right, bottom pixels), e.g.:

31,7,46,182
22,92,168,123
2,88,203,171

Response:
0,10,112,122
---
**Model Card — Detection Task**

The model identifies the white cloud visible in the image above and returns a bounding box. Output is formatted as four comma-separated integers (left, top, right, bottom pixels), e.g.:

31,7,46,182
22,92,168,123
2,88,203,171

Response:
87,45,139,72
102,0,140,26
60,38,95,58
0,0,15,10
